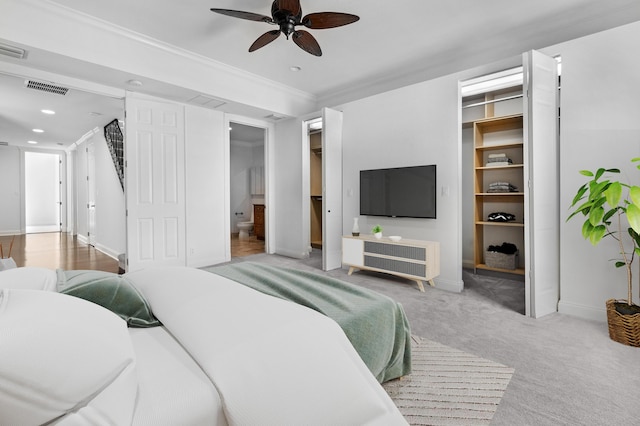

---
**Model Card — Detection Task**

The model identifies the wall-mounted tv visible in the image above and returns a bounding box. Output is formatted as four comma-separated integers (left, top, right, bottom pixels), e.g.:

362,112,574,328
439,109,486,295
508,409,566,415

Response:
360,164,436,219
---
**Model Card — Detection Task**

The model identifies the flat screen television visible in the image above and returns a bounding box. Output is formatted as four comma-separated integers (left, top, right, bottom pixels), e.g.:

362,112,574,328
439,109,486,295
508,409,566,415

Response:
360,164,436,219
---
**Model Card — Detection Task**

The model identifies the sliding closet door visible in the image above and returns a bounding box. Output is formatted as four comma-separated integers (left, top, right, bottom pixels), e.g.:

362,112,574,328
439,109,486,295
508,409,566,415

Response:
523,50,559,318
322,107,343,271
125,96,186,271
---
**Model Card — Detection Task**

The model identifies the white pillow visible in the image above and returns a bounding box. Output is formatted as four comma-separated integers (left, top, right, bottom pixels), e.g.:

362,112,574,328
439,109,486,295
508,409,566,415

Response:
0,267,57,291
0,289,138,426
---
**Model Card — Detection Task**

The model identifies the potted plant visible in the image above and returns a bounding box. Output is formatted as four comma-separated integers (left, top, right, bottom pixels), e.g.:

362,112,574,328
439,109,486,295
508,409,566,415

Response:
371,224,383,239
567,161,640,347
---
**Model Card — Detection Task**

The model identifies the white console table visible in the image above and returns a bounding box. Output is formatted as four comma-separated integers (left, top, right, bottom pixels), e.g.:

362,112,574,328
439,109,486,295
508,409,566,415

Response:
342,235,440,292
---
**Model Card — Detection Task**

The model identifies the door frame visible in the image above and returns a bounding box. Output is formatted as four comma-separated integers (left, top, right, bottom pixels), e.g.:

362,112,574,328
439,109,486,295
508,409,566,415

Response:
224,114,275,257
23,150,63,234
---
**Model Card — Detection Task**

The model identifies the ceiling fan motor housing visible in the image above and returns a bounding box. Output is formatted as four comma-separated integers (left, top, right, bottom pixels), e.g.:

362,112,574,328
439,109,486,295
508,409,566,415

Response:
272,1,302,38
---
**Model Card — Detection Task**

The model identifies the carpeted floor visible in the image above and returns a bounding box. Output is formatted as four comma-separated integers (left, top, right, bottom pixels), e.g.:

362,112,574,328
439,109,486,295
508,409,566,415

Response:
383,336,514,425
213,251,640,425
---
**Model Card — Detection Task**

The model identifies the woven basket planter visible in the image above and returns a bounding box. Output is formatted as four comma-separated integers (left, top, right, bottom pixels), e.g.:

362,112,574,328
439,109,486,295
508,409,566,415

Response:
606,299,640,347
485,250,518,270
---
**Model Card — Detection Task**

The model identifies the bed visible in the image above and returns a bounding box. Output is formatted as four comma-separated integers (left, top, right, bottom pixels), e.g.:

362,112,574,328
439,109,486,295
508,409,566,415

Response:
0,265,408,425
210,261,412,383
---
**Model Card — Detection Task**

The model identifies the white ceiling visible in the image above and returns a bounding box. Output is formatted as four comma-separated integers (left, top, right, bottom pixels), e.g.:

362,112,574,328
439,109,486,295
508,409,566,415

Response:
2,0,640,149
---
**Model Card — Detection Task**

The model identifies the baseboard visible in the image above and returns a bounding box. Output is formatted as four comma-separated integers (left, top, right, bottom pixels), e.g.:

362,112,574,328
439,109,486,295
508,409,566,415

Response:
0,230,22,237
462,259,475,270
558,299,606,322
77,234,89,245
275,247,310,259
93,243,120,260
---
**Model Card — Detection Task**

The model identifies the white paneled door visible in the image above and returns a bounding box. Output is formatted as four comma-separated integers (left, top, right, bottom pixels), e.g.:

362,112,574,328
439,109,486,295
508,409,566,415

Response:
523,50,560,318
322,107,344,271
125,96,186,271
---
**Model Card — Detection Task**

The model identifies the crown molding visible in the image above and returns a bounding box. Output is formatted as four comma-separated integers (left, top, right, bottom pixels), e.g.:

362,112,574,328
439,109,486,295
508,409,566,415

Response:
6,0,317,115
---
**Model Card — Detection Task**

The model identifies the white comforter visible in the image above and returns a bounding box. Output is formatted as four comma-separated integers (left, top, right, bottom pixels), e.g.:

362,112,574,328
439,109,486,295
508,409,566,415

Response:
0,266,408,425
127,267,407,425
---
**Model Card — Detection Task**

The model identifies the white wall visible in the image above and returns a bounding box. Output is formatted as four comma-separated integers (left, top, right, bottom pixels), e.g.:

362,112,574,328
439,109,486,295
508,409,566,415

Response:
75,141,88,238
74,129,125,258
551,21,640,320
339,76,464,291
94,131,126,257
184,105,227,268
230,142,255,232
0,146,22,235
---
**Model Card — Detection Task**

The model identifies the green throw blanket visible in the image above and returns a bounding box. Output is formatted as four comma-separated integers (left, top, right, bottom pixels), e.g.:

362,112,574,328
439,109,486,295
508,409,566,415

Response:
56,269,161,328
210,262,411,383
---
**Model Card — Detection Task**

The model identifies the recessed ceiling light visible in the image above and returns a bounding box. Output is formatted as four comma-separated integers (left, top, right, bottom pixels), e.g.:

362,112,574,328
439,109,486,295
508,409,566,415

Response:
41,109,55,115
32,128,44,133
89,112,103,116
56,143,64,146
27,140,38,144
290,66,301,72
127,79,143,86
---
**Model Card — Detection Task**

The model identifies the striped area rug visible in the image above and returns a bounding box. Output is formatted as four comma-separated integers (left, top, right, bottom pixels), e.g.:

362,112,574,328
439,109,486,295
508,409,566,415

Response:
383,336,514,425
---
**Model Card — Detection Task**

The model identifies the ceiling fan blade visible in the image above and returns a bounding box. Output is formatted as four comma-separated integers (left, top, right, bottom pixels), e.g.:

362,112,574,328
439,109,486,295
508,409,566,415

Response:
301,12,360,29
292,30,322,56
275,0,301,16
210,8,273,23
249,30,281,52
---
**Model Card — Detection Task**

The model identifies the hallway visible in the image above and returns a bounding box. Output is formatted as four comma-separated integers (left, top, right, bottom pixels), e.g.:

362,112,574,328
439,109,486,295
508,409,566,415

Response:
0,232,265,273
0,233,118,273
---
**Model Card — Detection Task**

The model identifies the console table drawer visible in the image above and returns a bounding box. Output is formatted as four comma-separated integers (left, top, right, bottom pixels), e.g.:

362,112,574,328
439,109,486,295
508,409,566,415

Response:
364,256,426,278
364,241,425,261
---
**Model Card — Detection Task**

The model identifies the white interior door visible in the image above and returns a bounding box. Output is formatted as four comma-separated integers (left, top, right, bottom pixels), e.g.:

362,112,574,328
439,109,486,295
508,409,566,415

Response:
125,96,186,271
523,50,559,318
86,140,96,246
24,151,61,233
322,107,343,271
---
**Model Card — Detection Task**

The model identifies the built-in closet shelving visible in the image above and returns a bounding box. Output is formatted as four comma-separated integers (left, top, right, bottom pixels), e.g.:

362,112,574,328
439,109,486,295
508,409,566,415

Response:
310,131,322,249
473,114,525,275
463,85,526,275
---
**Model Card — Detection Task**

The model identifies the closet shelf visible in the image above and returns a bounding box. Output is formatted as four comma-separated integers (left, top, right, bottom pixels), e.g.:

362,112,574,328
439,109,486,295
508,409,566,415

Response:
475,142,523,151
475,263,525,275
475,164,523,170
475,221,525,227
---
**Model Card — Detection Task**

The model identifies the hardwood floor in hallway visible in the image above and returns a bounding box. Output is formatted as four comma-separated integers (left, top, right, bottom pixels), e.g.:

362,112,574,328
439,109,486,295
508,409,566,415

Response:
0,232,119,273
0,232,265,273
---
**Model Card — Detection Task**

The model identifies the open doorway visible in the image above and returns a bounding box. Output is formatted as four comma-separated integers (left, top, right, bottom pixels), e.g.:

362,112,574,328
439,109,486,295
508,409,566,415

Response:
229,122,266,258
25,151,61,233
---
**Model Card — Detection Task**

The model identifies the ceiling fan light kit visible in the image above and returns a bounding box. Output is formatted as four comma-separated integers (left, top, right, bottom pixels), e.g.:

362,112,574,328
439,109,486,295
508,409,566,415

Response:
211,0,359,56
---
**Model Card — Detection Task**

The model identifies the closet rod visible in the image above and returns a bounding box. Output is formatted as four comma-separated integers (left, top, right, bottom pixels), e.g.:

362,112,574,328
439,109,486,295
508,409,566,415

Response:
462,94,523,109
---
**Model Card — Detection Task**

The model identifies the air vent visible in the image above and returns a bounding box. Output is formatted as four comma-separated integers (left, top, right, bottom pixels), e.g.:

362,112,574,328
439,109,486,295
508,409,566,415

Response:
0,141,9,146
264,113,285,121
0,43,26,59
24,80,69,95
187,94,226,108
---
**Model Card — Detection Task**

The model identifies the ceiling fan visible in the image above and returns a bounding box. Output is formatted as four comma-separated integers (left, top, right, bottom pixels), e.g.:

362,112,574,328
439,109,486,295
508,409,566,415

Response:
210,0,359,56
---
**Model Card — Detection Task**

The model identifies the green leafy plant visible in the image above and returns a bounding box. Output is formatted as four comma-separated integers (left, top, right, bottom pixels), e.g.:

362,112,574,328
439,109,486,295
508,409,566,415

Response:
371,224,382,234
567,159,640,307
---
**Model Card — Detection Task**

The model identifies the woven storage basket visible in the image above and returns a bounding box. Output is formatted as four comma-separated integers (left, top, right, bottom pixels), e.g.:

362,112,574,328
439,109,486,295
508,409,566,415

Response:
485,250,518,270
606,299,640,347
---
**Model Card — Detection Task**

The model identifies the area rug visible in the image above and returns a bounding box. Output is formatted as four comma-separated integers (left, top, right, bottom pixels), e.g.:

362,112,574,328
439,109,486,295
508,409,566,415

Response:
383,336,514,425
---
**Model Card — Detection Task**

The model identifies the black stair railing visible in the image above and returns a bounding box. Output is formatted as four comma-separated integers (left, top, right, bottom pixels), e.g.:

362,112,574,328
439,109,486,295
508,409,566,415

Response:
104,119,124,191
